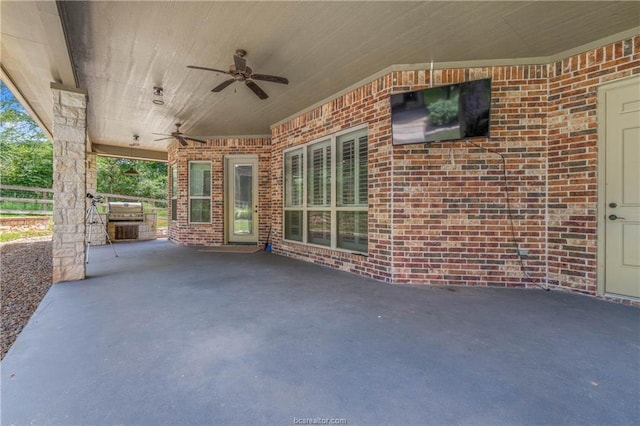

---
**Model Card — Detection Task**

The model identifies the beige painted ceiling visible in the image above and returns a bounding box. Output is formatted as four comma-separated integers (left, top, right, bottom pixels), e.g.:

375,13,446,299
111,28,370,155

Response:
2,1,639,155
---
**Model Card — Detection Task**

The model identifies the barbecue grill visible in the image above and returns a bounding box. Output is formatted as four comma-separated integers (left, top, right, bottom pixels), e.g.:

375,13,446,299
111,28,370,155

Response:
107,202,144,222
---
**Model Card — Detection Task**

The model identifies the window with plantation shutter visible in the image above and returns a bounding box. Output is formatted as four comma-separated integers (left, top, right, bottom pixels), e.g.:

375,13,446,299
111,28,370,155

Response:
358,135,368,204
283,127,368,253
307,140,331,206
285,149,303,207
338,133,368,207
284,149,304,241
338,139,355,205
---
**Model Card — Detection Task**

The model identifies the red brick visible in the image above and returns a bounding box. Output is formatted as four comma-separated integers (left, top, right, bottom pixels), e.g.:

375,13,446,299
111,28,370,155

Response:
168,37,639,297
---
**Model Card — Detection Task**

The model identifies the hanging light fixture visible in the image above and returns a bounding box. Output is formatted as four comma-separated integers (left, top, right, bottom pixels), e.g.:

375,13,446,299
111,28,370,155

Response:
124,165,139,176
124,135,140,176
152,86,164,105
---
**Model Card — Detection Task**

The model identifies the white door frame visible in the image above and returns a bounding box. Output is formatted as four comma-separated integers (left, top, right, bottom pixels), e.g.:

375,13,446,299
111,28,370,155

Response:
596,74,640,297
224,154,259,244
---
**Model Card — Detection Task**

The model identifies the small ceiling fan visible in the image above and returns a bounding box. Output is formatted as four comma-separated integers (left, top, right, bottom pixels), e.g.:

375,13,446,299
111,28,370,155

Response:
187,49,289,100
153,123,207,146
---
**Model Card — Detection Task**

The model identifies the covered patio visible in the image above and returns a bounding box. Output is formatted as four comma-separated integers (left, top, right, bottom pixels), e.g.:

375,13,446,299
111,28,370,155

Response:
2,240,638,425
2,1,639,300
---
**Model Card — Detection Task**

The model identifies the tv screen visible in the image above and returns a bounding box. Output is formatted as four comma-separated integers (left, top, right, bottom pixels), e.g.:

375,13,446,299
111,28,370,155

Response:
391,78,491,145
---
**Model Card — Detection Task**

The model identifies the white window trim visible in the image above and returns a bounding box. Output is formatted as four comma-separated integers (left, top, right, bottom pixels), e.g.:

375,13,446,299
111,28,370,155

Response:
171,163,178,222
188,160,212,224
283,125,368,254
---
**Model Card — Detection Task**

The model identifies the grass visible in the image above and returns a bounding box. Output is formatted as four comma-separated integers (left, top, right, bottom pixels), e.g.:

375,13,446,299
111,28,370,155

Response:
0,201,53,213
156,215,168,229
234,219,251,234
0,229,53,243
1,191,168,240
0,211,168,244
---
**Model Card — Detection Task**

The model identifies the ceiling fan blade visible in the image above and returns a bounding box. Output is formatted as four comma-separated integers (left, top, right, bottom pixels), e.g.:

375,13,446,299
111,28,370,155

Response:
212,79,236,92
154,137,174,141
251,74,289,85
152,132,172,136
177,137,188,147
233,54,246,73
187,65,229,74
183,136,207,144
245,80,268,100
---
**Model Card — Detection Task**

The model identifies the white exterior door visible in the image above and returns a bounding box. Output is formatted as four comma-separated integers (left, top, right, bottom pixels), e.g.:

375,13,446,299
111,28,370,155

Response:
601,75,640,298
225,155,259,244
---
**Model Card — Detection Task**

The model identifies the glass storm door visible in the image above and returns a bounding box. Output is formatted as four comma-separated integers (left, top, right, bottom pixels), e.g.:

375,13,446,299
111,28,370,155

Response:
226,155,259,244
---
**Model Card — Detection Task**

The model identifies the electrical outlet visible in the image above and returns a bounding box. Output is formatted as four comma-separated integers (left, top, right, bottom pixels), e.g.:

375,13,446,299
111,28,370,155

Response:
518,248,529,257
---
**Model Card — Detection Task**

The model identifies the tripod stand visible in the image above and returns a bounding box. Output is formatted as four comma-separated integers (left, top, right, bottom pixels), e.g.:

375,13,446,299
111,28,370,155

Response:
86,198,118,263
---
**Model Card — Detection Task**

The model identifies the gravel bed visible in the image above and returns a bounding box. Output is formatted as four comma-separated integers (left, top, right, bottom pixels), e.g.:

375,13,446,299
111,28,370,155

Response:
1,237,53,359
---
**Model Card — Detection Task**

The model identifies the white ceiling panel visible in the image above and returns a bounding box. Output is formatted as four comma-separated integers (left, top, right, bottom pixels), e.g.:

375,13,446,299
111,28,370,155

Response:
2,1,638,153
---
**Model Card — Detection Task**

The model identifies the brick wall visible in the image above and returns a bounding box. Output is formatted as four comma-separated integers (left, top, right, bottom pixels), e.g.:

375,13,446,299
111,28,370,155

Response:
547,37,639,294
390,66,548,288
269,35,639,294
169,36,639,297
168,137,271,246
270,77,395,281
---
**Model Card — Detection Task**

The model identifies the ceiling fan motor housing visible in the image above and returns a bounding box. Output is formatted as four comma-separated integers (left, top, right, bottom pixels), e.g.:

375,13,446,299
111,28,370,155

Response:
230,65,252,80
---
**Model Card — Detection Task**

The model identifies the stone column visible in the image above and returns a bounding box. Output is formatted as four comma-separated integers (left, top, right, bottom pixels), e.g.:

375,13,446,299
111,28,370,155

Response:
51,83,88,283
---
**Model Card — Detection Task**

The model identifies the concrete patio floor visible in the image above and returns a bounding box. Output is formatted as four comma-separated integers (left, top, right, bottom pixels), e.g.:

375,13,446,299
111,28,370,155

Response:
2,239,639,425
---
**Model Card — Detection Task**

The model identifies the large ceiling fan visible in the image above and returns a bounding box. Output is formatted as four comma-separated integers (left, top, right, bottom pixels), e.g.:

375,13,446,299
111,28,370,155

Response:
153,123,207,146
187,49,289,99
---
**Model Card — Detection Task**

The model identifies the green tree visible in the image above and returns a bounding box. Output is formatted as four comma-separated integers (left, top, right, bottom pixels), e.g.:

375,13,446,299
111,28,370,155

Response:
0,141,53,188
96,156,167,199
1,81,166,200
0,82,53,188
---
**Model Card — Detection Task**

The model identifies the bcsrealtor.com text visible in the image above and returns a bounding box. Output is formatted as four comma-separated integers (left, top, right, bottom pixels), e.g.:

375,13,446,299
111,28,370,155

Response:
293,417,347,425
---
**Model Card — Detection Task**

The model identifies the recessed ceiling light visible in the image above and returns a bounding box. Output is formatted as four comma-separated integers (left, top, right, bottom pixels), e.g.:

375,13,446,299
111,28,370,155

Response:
153,99,165,105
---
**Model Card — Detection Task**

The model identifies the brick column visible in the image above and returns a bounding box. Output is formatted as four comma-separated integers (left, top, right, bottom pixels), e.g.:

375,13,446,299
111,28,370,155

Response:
51,84,88,283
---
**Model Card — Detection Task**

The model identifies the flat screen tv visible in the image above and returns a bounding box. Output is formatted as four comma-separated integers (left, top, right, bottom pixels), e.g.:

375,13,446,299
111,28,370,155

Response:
391,78,491,145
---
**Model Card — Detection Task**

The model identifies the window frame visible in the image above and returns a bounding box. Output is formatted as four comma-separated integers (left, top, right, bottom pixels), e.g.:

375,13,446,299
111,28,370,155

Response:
188,161,212,224
284,149,305,242
171,163,178,221
282,125,368,254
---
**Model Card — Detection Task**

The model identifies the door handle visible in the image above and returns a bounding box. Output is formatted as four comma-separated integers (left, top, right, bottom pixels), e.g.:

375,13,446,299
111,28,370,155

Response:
608,214,625,221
